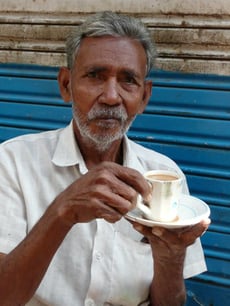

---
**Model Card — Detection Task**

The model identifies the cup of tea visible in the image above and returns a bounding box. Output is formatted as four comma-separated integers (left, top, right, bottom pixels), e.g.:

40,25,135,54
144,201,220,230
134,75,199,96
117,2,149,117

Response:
136,170,184,222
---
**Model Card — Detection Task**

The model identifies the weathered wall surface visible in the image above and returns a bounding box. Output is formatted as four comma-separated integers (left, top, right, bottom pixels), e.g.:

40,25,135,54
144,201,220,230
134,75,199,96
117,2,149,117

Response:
1,0,230,75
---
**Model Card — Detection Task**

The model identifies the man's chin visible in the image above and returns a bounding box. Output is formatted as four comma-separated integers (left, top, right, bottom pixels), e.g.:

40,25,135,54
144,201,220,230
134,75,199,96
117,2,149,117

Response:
94,119,122,130
89,124,125,138
90,133,123,144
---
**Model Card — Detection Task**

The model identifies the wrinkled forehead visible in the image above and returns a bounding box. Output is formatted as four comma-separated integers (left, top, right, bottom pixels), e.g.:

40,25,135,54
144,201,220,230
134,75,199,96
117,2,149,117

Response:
73,36,148,77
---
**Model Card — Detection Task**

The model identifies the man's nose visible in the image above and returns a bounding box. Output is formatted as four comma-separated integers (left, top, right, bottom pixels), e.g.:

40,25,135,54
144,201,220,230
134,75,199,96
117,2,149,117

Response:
99,79,122,105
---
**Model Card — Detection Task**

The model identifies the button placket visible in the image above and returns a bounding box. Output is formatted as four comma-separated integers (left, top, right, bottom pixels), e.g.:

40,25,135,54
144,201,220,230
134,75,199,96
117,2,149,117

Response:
95,251,103,260
86,219,115,305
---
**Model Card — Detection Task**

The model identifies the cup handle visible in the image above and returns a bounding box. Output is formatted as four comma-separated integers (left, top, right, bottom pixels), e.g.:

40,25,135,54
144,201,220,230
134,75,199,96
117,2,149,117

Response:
136,198,152,218
136,179,154,217
146,179,154,190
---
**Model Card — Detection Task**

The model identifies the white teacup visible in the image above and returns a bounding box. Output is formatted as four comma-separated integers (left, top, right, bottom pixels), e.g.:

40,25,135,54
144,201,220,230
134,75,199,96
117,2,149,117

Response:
136,170,184,222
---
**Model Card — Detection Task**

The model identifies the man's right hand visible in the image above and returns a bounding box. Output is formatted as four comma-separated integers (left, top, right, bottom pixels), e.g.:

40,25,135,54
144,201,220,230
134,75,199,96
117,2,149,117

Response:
51,161,151,226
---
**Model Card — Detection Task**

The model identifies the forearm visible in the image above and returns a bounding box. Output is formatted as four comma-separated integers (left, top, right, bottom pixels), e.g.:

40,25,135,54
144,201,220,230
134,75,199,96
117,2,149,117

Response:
133,217,210,306
150,255,186,306
0,203,72,305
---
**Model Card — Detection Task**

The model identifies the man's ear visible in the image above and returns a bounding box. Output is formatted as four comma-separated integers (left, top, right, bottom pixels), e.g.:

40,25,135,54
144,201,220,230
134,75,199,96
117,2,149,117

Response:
58,67,72,102
138,80,152,114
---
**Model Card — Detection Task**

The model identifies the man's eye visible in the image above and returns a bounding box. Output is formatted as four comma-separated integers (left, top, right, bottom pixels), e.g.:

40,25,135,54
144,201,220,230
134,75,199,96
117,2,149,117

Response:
119,72,137,84
122,76,136,84
126,77,135,84
87,71,98,78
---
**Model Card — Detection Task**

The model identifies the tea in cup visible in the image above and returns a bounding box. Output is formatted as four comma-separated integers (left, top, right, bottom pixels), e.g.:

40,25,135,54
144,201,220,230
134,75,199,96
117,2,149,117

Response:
136,170,183,222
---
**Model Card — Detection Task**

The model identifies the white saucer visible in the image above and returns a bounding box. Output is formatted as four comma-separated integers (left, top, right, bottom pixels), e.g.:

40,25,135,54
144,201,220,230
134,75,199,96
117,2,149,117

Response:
125,194,210,229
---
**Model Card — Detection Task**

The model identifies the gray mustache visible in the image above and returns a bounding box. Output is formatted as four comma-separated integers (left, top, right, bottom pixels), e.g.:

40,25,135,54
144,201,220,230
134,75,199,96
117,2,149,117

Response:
87,107,128,121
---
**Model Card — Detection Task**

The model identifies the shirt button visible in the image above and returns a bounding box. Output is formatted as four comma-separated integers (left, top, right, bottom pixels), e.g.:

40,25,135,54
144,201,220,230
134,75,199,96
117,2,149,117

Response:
85,298,95,306
95,251,103,260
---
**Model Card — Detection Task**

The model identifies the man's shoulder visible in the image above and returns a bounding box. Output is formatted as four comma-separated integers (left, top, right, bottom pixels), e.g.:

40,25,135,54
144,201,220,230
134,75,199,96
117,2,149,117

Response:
127,138,164,159
1,127,64,147
127,138,181,172
0,127,65,156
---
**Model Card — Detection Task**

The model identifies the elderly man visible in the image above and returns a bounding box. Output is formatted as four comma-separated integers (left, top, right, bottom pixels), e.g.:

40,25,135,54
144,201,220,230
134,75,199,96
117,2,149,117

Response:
0,11,209,306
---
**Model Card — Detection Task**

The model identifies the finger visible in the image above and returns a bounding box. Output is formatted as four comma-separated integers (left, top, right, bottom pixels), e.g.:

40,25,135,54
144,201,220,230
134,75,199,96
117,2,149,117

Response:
150,218,211,247
107,192,134,215
91,164,140,209
132,222,154,238
201,218,211,236
92,197,124,222
150,226,190,248
111,165,152,201
93,186,134,215
132,222,145,233
201,218,211,229
100,211,123,223
104,174,138,208
151,227,184,246
181,218,211,244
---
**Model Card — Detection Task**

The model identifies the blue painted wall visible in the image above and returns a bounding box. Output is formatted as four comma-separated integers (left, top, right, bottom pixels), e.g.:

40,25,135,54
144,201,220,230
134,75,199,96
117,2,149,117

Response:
0,64,229,305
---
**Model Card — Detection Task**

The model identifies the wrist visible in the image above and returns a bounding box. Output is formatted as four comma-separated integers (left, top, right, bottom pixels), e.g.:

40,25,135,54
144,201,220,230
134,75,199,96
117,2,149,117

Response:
46,197,74,232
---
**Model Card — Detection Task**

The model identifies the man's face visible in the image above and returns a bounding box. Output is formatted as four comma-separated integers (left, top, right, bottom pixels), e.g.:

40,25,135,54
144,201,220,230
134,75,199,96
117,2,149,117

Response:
67,36,151,150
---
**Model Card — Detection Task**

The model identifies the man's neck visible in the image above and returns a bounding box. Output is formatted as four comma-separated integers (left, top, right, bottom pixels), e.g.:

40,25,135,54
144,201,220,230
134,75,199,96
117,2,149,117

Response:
73,123,124,169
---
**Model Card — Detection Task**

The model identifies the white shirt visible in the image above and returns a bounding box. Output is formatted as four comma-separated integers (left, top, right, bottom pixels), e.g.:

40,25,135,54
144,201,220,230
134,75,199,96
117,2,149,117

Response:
0,122,207,306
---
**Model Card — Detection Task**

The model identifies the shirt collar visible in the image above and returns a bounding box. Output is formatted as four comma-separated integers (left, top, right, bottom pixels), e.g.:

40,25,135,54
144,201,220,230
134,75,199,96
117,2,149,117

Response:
52,121,145,174
122,136,146,174
52,121,87,173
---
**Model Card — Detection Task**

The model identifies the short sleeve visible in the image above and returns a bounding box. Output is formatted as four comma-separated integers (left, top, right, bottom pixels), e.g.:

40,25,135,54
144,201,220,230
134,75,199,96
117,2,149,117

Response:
183,238,207,279
0,144,27,253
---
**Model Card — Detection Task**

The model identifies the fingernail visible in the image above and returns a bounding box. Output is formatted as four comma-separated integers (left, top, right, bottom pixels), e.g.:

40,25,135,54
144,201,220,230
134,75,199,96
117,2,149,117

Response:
145,193,152,203
152,227,163,237
201,218,211,226
133,224,143,231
